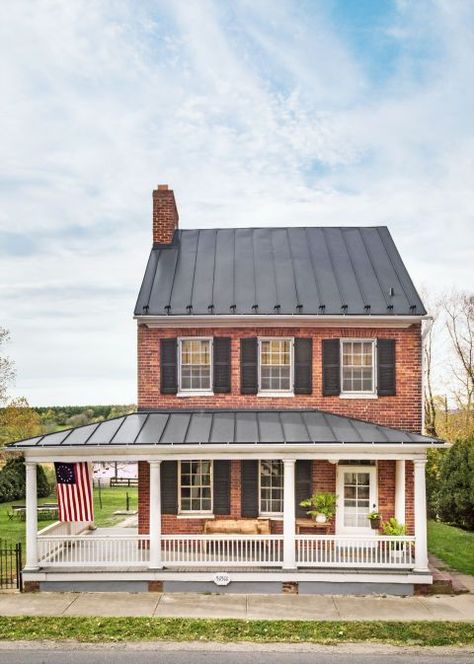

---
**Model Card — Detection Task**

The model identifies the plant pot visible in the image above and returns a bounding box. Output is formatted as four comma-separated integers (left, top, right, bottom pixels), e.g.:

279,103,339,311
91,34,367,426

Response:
370,517,381,530
314,513,327,524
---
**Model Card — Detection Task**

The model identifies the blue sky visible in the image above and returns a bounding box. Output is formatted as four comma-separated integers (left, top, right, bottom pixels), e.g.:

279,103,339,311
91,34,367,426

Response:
1,0,473,405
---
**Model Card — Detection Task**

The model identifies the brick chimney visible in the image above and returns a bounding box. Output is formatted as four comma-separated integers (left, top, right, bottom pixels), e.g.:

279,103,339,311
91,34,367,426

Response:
152,184,179,245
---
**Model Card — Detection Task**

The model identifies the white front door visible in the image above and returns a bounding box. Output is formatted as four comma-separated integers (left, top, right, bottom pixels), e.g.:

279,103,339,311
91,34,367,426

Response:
336,466,377,535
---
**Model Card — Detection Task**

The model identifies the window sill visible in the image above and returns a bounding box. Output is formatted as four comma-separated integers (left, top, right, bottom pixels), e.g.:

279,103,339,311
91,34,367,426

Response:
339,393,378,400
177,391,214,398
259,514,283,520
177,514,215,519
257,392,294,398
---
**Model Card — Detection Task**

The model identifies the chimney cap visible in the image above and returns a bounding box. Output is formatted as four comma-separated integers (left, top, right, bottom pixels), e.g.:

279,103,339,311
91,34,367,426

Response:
157,184,169,191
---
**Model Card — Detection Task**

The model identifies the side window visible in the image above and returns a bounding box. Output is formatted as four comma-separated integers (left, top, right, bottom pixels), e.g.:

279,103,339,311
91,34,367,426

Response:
258,338,293,394
178,338,213,393
341,340,375,395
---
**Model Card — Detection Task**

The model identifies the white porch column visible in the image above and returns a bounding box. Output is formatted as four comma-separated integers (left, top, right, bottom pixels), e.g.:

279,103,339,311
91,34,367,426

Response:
149,460,163,569
414,458,429,571
283,459,296,569
395,460,406,524
25,462,39,570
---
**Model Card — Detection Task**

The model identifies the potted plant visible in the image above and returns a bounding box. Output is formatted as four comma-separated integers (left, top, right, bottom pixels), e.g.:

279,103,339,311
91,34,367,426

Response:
368,510,382,530
381,517,407,563
299,491,337,524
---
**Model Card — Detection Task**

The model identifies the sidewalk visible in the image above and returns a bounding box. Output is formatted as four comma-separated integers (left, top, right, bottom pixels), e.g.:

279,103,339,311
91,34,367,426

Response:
0,590,474,621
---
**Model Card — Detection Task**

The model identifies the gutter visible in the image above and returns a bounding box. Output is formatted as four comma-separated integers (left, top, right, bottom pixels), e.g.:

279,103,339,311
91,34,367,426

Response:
134,314,432,329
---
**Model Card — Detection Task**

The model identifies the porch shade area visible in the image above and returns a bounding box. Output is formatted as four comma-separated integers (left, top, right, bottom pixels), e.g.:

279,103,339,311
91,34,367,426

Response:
8,408,442,449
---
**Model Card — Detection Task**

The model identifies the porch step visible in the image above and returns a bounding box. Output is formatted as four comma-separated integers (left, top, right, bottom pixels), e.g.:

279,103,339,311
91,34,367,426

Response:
416,562,469,596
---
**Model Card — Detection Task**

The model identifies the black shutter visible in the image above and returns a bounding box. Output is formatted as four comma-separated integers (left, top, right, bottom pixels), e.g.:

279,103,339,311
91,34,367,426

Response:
161,461,178,514
322,339,340,396
241,460,259,517
213,460,231,514
213,337,231,393
377,339,396,396
240,338,258,394
160,338,177,394
295,460,312,517
294,338,313,394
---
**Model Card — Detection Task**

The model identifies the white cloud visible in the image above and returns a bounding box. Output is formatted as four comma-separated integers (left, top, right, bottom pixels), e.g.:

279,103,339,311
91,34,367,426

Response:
0,0,472,404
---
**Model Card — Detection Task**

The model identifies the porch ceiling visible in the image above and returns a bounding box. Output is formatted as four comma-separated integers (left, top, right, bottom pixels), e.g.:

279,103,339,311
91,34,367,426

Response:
8,409,443,450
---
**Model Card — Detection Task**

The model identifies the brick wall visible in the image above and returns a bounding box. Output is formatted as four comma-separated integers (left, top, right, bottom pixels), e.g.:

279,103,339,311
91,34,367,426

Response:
152,185,178,245
138,459,413,536
138,323,422,432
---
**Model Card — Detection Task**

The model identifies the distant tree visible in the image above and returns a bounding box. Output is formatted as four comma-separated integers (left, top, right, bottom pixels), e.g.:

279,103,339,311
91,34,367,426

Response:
0,327,15,405
437,438,474,530
0,397,42,446
0,456,50,503
443,292,474,439
423,316,438,438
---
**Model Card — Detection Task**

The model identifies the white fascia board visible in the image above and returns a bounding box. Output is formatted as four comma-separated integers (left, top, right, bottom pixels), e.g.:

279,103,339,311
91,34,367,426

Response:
22,569,432,585
22,443,441,463
135,314,430,329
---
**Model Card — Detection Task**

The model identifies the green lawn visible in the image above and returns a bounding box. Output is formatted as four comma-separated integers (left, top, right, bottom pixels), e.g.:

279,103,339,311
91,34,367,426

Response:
428,519,474,575
0,617,473,646
0,486,138,555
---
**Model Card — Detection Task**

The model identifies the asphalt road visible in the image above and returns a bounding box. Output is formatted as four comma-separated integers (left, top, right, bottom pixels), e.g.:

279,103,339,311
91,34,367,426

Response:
0,648,472,664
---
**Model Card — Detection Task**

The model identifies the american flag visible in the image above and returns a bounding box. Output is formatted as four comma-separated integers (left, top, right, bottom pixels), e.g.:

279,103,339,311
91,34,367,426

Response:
55,462,94,522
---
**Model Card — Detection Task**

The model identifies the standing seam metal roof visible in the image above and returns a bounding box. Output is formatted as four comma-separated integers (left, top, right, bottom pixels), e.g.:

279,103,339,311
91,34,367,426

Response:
8,409,442,448
134,227,426,317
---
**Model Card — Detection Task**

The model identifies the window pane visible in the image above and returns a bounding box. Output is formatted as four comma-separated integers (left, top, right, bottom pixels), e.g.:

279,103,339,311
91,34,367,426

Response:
180,340,212,391
259,339,292,392
260,461,283,513
180,460,212,513
341,341,374,393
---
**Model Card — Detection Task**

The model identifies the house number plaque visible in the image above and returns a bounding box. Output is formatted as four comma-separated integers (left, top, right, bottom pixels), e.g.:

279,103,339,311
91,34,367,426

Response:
213,572,231,586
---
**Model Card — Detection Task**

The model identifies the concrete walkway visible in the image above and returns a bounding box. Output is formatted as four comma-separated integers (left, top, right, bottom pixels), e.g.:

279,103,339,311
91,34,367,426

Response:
0,591,474,621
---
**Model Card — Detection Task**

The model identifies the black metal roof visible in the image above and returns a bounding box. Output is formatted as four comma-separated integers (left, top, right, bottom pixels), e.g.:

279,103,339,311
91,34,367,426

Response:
8,409,442,448
135,227,426,317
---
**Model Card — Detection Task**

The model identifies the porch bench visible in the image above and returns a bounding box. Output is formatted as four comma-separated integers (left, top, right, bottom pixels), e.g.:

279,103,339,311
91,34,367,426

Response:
203,518,271,535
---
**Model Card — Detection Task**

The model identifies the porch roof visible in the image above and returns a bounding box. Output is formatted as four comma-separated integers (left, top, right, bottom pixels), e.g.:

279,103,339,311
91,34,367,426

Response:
8,409,443,449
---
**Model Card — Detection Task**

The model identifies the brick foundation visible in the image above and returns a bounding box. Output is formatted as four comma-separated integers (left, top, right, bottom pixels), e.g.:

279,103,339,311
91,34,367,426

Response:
23,581,40,593
282,581,299,594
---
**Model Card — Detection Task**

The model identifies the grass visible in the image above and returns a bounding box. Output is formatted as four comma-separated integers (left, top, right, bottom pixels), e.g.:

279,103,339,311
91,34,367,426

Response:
0,617,472,646
0,486,138,554
428,520,474,576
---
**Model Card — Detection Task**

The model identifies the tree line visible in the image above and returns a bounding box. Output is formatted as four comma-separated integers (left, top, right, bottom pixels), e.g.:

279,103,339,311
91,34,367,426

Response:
424,291,474,531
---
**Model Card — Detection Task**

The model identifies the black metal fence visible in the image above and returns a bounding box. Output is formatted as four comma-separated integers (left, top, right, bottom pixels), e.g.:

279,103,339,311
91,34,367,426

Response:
0,540,22,591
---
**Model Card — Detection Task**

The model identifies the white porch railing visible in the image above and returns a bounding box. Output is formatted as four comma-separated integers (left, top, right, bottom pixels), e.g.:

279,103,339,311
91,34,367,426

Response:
37,521,91,537
296,535,416,569
36,533,416,569
37,535,150,567
161,534,284,567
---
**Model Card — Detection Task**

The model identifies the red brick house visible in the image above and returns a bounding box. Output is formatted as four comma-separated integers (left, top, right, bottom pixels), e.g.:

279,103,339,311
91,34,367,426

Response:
11,185,445,594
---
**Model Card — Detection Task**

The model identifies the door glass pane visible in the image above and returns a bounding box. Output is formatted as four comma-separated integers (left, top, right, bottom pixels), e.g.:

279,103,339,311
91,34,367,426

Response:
343,471,372,528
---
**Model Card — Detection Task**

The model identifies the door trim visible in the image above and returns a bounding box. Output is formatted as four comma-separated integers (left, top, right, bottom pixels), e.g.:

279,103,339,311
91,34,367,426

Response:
336,465,377,535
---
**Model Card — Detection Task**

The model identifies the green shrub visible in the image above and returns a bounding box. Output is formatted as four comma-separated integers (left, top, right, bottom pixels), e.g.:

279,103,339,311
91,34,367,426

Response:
437,439,474,531
0,457,50,503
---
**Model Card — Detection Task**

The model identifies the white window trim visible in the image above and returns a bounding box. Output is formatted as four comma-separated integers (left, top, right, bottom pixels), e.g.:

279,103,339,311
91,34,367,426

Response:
177,337,214,396
178,459,214,516
340,338,377,398
258,460,284,517
257,337,294,396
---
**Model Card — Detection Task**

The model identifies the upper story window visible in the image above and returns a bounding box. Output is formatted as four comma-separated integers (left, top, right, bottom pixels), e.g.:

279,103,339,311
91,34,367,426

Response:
258,338,293,394
179,460,213,514
341,340,376,395
259,460,284,515
178,338,213,394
